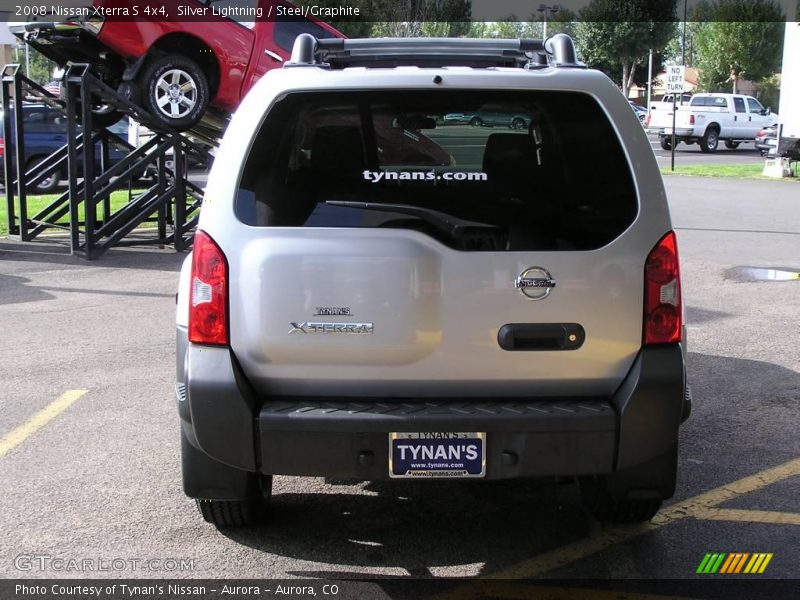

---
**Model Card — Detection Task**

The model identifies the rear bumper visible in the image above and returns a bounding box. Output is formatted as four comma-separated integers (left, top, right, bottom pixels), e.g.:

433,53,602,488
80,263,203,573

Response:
662,128,695,138
259,398,617,479
179,328,687,483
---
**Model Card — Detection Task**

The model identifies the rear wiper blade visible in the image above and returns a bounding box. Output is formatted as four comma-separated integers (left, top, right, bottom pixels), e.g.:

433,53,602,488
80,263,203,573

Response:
325,200,496,237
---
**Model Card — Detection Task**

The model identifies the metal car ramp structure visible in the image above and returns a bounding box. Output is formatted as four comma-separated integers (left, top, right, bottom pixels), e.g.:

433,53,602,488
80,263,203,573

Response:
1,63,222,259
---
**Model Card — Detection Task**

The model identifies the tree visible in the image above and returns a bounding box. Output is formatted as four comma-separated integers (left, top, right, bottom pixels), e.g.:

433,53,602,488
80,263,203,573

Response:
486,17,529,39
14,44,56,85
575,0,677,97
295,0,373,37
546,9,578,38
368,0,472,37
756,73,781,110
588,48,670,94
691,0,784,93
482,8,577,39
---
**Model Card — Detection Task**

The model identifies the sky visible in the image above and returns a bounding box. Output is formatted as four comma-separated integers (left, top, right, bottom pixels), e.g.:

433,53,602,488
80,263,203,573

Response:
470,0,797,21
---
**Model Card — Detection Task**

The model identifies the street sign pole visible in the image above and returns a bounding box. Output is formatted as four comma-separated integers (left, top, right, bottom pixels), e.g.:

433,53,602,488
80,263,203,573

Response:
671,94,677,171
666,65,685,172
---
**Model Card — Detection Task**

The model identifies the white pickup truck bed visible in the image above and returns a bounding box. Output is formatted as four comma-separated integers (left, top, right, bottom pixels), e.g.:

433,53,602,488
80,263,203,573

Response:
644,94,692,136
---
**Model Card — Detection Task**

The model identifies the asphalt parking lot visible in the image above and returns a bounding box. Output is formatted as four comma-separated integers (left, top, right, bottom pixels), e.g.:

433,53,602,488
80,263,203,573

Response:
1,175,799,597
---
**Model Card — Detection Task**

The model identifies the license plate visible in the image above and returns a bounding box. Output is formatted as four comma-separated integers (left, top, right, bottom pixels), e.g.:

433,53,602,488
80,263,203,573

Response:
389,432,485,478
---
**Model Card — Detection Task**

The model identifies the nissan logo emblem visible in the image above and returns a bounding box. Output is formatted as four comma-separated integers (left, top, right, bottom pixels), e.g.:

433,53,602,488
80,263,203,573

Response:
514,267,556,300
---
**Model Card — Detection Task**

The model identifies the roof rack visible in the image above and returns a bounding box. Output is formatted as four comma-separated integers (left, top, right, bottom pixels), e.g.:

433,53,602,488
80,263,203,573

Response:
287,34,585,70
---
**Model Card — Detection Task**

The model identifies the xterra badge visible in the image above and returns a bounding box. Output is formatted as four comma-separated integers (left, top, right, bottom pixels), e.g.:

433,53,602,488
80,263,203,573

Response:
289,322,374,334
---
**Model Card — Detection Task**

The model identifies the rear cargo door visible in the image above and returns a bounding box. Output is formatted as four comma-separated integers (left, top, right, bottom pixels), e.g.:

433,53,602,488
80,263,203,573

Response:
228,89,646,398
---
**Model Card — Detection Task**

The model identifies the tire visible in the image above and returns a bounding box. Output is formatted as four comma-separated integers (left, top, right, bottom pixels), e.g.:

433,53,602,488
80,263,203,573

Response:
59,85,123,128
682,385,693,422
700,128,719,153
196,478,271,527
26,157,61,194
580,483,663,523
181,428,271,527
579,446,677,523
71,101,124,128
89,104,124,128
117,80,139,105
141,54,210,131
511,117,526,130
659,136,672,151
724,140,739,149
469,116,483,128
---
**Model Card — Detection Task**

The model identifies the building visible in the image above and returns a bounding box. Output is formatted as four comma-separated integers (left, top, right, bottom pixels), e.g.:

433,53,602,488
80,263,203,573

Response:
0,22,17,68
628,67,700,102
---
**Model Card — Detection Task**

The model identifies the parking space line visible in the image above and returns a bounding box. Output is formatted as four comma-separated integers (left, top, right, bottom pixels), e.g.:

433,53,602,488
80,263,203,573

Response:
433,456,800,595
692,507,800,526
656,456,800,521
469,522,661,581
0,390,87,458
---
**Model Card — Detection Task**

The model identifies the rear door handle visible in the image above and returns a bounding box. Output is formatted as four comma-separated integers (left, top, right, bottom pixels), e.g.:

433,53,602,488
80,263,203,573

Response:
497,323,585,351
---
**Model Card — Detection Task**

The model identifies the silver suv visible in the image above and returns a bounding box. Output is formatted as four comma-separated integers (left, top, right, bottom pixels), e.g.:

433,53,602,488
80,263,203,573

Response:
176,35,690,527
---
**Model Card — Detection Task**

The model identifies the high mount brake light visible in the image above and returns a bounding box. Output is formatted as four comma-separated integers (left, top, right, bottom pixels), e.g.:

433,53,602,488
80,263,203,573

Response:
188,230,229,346
644,231,682,345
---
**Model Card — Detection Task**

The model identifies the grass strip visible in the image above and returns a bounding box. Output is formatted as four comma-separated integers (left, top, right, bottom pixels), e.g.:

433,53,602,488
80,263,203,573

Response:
0,189,148,236
661,163,797,180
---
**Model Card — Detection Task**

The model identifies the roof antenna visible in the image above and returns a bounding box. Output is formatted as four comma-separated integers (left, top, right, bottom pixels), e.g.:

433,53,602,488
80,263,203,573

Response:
286,33,316,67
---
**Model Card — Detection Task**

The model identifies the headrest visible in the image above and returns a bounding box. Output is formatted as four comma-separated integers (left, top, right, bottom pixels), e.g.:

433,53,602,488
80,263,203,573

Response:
482,133,535,173
311,126,365,175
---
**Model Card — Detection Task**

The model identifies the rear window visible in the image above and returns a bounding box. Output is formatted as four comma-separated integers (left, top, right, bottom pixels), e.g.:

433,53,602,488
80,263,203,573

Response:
235,91,637,251
690,96,729,108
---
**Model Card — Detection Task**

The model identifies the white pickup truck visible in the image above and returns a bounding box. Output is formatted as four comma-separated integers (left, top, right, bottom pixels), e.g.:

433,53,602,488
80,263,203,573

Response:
659,93,777,152
643,94,693,134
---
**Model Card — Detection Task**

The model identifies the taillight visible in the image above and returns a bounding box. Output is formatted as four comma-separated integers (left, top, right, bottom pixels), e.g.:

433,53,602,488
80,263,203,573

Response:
0,136,4,158
644,113,651,126
189,230,228,346
689,114,695,125
644,231,682,345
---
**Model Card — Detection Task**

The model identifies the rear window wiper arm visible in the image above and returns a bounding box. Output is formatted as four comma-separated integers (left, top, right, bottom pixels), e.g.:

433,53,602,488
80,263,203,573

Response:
324,200,497,237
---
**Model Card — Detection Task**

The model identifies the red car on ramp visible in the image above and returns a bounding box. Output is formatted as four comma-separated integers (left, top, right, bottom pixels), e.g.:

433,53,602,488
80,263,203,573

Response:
12,0,343,130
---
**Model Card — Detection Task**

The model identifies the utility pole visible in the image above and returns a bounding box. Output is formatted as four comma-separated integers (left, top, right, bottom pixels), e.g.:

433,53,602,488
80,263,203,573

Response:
681,0,688,67
647,49,653,109
537,4,560,39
